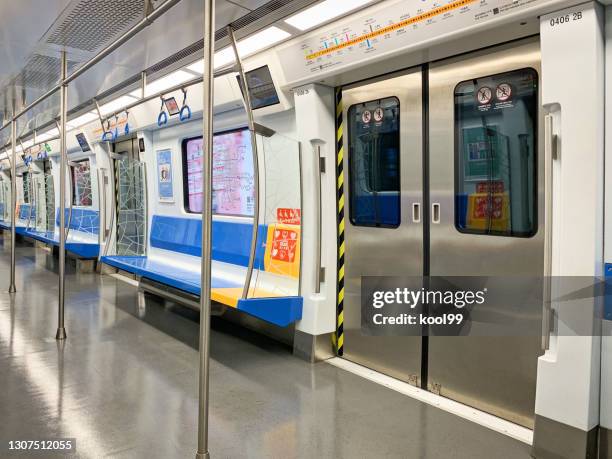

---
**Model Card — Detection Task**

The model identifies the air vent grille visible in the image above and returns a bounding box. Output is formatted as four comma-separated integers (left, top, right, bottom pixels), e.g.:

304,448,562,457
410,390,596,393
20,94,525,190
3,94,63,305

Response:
45,0,146,52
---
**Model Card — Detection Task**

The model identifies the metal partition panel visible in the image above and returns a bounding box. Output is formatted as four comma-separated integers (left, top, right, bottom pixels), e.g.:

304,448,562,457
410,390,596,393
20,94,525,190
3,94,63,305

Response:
427,39,544,427
341,69,424,384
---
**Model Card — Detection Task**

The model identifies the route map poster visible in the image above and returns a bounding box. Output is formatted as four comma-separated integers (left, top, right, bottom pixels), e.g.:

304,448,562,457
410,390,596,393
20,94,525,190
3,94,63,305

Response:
185,129,255,215
156,149,174,202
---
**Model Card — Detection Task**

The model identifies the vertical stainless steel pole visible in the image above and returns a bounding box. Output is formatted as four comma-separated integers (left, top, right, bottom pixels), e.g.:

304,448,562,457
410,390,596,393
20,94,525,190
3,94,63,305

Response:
9,111,16,293
196,0,214,457
56,51,67,341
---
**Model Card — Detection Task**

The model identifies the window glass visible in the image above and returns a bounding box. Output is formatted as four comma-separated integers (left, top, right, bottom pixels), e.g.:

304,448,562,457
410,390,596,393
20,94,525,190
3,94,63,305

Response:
455,68,538,237
348,97,400,228
22,171,31,204
182,128,254,216
72,160,93,206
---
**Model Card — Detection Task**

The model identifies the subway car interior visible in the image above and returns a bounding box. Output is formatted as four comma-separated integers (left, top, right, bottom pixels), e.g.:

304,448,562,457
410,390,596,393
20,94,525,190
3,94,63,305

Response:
0,0,610,458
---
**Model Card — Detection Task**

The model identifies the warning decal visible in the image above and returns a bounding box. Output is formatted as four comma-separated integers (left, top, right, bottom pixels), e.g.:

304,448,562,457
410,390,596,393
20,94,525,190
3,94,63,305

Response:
271,229,298,262
277,208,301,225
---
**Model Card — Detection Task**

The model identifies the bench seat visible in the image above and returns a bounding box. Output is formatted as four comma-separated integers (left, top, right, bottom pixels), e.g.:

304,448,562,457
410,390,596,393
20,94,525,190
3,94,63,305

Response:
25,230,100,259
100,215,303,327
0,220,28,235
100,253,303,327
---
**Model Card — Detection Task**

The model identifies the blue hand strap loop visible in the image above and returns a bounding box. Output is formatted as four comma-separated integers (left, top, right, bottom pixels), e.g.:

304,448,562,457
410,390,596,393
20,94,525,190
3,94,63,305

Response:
179,88,191,122
158,97,168,127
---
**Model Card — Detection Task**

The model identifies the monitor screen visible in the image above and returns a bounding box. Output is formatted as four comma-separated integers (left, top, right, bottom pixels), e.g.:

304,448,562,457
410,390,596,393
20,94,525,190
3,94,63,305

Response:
183,129,254,216
75,132,91,152
237,65,280,110
164,97,180,115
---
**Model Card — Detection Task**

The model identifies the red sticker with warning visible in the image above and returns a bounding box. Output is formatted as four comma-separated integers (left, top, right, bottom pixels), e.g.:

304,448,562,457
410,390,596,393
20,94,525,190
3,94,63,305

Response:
472,195,504,219
476,181,505,193
277,208,301,225
271,229,298,262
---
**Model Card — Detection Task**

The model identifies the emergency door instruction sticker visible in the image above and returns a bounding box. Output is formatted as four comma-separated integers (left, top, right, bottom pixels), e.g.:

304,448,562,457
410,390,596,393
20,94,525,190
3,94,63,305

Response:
279,0,543,84
271,228,298,262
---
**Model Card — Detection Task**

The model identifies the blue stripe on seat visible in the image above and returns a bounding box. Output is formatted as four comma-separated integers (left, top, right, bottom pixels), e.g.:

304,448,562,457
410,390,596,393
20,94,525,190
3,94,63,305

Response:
150,215,266,268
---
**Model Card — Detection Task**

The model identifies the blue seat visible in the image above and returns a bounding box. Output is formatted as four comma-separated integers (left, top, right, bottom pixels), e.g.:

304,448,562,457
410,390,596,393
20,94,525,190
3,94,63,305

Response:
101,215,303,327
25,230,100,258
0,220,28,235
23,208,100,259
101,255,240,295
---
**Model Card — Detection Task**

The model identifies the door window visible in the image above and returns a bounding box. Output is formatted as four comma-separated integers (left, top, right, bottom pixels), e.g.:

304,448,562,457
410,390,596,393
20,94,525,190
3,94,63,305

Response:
455,68,538,237
348,97,400,228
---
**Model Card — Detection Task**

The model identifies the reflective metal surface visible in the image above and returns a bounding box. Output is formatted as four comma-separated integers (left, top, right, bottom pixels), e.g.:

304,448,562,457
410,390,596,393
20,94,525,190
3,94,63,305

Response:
427,39,544,428
0,233,532,458
341,70,423,385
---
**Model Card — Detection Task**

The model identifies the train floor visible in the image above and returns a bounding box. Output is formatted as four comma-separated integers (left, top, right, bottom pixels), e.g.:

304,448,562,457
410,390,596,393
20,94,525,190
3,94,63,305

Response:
0,233,532,458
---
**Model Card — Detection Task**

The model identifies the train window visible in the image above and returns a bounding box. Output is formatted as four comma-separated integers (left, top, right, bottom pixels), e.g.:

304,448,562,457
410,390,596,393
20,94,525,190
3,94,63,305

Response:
182,128,255,216
71,159,93,207
348,97,400,228
22,171,30,204
454,68,538,237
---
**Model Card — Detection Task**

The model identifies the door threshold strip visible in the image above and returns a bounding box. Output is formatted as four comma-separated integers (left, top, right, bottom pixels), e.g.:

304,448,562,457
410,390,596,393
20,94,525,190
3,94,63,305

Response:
326,357,533,445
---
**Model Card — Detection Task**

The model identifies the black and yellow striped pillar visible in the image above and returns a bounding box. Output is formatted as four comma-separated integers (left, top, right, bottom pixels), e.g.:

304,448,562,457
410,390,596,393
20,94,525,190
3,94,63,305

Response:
335,88,345,356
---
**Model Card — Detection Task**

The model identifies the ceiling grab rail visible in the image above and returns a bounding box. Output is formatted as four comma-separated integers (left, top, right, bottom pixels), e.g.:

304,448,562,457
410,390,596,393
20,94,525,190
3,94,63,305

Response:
227,25,260,301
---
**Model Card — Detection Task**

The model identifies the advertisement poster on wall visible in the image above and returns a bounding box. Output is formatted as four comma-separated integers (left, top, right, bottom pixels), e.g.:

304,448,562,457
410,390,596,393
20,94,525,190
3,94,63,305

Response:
156,149,174,202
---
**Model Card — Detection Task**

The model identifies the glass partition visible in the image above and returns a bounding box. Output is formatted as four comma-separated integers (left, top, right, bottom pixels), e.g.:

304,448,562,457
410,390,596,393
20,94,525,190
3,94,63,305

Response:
115,157,147,256
0,179,7,221
33,173,54,233
247,130,302,300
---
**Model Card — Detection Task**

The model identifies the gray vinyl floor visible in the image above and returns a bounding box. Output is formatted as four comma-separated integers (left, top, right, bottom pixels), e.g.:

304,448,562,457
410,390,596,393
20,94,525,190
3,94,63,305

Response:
0,233,532,458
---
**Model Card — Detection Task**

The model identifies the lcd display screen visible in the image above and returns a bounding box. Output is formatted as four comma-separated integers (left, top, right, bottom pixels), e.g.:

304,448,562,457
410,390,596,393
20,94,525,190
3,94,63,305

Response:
164,97,180,115
75,132,91,152
237,65,280,110
183,129,254,216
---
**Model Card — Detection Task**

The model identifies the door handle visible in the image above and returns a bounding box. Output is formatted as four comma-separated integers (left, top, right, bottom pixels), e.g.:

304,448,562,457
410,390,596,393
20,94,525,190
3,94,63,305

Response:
432,203,440,224
412,203,421,223
542,113,557,351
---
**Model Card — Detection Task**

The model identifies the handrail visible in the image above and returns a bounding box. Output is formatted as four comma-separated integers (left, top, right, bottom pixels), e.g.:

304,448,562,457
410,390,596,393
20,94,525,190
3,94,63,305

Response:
227,26,260,301
102,149,119,257
141,161,149,256
314,144,323,294
542,114,556,351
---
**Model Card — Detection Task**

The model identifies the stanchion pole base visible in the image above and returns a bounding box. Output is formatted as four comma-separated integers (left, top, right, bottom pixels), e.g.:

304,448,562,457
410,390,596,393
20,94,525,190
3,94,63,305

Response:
195,451,210,458
8,285,16,293
55,327,67,340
